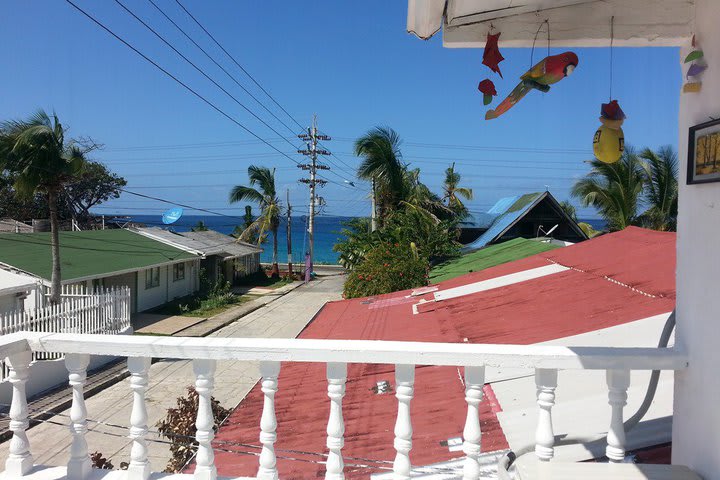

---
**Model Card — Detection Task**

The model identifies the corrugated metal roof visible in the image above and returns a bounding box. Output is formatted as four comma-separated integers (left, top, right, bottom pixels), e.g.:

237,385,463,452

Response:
430,237,560,283
134,227,210,254
463,192,545,251
134,227,262,258
0,230,196,282
0,269,38,295
182,230,262,257
211,227,676,479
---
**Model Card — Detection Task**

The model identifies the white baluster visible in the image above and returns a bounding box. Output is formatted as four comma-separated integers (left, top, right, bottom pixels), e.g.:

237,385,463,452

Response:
393,364,415,479
463,366,485,480
5,351,33,476
257,361,280,480
66,353,91,479
127,357,151,480
606,369,631,463
535,368,558,462
325,362,347,480
193,359,217,480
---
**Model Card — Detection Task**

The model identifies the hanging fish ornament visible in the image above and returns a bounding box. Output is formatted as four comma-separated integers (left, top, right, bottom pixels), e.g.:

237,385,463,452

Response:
683,35,707,93
593,100,625,164
482,32,505,78
478,79,497,106
486,52,578,120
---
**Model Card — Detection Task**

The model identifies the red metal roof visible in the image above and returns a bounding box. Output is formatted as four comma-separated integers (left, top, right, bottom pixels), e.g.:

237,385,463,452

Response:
210,227,676,479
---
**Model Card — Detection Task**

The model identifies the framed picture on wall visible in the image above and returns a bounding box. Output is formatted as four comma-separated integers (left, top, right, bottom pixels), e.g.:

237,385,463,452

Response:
688,118,720,184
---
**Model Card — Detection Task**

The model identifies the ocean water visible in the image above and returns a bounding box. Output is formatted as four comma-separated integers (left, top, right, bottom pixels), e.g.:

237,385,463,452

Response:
114,214,351,264
110,214,607,265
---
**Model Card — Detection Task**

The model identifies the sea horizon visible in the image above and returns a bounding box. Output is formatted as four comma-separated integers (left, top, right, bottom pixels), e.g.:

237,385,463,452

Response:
97,213,607,265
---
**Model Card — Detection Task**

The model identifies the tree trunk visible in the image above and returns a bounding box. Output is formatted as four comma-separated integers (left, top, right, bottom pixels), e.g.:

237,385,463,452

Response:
271,225,280,278
48,188,62,305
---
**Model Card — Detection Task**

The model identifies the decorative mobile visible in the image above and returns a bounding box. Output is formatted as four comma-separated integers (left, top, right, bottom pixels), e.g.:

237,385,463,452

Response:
485,51,578,120
482,31,505,78
593,100,625,164
684,35,707,94
592,16,625,164
478,79,497,106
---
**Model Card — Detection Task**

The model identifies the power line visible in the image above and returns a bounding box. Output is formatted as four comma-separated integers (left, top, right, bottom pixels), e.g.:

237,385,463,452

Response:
113,0,302,153
174,0,305,131
65,0,353,190
146,0,298,135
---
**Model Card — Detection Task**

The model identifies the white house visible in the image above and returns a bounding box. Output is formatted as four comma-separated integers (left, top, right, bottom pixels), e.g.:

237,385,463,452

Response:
0,269,41,315
0,229,200,315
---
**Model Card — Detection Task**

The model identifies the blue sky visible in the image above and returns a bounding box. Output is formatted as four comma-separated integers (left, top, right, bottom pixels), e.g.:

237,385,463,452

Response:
1,0,681,220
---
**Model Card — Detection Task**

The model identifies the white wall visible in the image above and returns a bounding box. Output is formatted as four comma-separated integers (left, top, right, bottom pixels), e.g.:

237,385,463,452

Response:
672,0,720,477
136,260,199,312
0,294,18,315
167,260,198,301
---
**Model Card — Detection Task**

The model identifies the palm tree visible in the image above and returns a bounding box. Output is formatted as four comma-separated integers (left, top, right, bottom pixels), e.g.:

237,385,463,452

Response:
354,126,407,226
401,168,452,223
442,162,473,218
0,110,88,304
229,166,282,276
571,148,646,231
558,200,578,222
639,146,678,231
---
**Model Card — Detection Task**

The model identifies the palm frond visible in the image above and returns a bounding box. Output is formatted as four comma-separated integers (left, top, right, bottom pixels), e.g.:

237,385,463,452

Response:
228,185,264,204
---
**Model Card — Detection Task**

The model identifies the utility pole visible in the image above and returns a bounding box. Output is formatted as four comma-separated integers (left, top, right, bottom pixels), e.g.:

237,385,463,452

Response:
298,114,330,275
371,178,377,232
286,188,293,276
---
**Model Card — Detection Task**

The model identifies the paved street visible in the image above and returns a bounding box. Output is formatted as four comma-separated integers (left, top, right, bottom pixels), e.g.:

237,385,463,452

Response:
0,274,345,472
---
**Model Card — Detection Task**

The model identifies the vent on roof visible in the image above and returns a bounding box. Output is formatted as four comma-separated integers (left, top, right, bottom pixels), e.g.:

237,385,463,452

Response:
371,380,392,394
439,437,464,452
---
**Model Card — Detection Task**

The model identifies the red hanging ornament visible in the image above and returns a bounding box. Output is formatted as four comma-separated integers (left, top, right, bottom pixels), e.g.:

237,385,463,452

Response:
477,79,497,105
482,32,505,78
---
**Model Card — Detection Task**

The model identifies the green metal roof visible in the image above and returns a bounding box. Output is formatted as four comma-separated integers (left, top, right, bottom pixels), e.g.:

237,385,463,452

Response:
429,237,560,283
0,229,196,282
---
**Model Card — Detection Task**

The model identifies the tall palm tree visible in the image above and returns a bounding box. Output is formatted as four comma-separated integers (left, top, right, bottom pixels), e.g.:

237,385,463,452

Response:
639,146,678,231
401,168,452,223
571,148,646,231
229,166,282,276
442,162,473,218
354,126,407,226
0,110,88,304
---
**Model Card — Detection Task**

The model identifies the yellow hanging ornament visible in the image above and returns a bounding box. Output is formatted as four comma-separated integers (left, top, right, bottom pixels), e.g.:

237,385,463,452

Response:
593,100,625,164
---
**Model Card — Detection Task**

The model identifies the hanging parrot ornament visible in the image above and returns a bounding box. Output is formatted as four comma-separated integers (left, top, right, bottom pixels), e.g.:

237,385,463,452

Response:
482,32,505,78
485,51,579,120
478,79,497,106
593,100,625,164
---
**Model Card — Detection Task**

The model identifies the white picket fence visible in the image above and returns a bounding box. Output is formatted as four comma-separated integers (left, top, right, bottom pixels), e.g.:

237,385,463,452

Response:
0,287,131,378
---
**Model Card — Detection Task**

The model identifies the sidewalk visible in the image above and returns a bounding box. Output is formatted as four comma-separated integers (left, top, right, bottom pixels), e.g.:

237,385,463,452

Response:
0,274,345,472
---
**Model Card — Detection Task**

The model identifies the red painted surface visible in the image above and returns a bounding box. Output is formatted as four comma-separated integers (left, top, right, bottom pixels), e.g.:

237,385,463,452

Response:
211,227,676,479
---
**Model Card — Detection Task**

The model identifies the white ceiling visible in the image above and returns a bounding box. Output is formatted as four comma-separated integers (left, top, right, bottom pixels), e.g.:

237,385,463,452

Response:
408,0,695,47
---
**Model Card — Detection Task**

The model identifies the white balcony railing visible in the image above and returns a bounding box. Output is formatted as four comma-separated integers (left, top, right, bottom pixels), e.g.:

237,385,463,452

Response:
0,332,688,480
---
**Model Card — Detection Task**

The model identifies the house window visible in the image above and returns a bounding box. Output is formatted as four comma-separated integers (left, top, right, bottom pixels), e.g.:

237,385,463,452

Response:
145,267,160,289
173,263,185,281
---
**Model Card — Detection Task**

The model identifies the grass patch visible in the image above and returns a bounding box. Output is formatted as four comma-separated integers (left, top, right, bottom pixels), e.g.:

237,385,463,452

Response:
236,270,295,289
153,293,254,317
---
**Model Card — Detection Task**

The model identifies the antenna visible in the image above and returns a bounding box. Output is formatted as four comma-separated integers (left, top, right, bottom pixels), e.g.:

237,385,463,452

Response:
162,207,183,225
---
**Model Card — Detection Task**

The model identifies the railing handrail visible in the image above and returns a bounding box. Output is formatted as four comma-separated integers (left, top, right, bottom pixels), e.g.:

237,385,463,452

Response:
11,332,688,371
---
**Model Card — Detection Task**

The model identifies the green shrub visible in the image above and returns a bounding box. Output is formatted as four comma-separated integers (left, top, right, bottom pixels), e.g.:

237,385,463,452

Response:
343,242,429,299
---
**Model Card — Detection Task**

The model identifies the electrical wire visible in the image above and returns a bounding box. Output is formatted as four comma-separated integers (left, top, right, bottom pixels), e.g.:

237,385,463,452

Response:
64,0,353,190
173,0,305,132
146,0,297,136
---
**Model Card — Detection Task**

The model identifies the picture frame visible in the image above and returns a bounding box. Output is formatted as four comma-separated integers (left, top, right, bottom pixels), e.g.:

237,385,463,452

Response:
687,118,720,185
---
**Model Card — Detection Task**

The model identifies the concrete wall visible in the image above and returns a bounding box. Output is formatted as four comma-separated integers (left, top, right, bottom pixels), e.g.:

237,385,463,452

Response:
672,0,720,477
